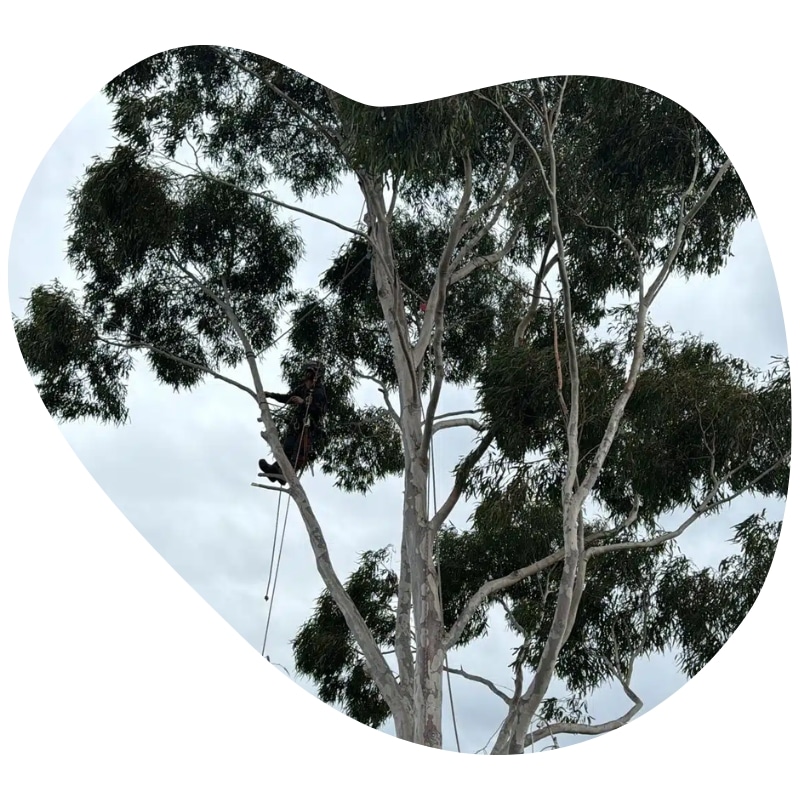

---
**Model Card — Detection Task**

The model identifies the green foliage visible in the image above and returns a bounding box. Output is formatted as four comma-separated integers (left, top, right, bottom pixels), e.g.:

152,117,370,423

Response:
478,325,790,523
297,510,782,728
12,47,787,738
316,405,405,493
14,282,132,424
292,547,397,728
496,77,754,325
336,93,503,193
106,46,345,198
654,511,780,676
18,136,302,417
287,213,509,393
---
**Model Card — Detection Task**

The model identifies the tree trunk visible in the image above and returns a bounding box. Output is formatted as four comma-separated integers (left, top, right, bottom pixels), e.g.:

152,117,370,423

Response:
360,173,445,748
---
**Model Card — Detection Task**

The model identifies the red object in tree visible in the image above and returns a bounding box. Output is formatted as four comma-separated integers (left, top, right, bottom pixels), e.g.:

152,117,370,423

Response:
419,302,427,312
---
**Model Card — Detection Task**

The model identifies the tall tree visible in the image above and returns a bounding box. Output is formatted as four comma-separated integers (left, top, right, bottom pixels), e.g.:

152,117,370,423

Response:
13,47,789,752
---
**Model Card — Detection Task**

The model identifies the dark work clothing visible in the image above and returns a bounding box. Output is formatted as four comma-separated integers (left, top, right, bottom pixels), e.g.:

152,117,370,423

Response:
268,383,327,429
262,381,328,476
280,426,313,471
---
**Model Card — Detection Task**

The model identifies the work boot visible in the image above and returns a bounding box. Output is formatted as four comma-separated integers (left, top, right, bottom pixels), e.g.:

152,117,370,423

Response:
258,459,287,485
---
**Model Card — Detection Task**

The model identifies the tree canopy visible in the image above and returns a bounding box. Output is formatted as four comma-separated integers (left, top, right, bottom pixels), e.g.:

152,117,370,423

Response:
13,46,789,753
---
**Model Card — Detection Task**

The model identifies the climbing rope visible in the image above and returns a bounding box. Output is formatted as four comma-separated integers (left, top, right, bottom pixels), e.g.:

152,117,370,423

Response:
261,487,291,656
251,204,466,747
258,379,320,657
257,204,372,654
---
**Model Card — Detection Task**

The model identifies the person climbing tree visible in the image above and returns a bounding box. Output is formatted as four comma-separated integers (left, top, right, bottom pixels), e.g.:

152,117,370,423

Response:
258,361,328,485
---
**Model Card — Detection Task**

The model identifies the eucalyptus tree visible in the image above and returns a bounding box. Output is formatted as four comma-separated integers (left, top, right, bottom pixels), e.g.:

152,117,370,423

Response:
14,47,789,752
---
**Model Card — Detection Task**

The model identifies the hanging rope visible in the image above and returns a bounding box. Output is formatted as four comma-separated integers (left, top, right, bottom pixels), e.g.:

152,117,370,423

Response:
430,439,462,753
261,488,292,657
258,376,320,658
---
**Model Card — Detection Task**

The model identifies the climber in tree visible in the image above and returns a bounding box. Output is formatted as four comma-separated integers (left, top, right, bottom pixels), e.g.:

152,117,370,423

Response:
258,361,328,485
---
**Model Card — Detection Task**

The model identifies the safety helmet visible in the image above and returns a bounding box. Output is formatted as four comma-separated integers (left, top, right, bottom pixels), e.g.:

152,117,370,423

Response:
302,360,325,382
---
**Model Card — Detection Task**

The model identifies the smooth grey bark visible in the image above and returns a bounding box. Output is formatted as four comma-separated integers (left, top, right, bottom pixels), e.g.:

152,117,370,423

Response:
72,58,783,754
485,84,739,755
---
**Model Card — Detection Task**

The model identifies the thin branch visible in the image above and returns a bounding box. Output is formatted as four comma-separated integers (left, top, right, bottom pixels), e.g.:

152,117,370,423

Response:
420,299,447,460
449,225,523,286
595,496,642,539
679,123,702,219
461,136,519,229
413,154,474,367
98,336,257,400
548,282,569,423
354,369,401,427
498,598,527,640
444,547,565,651
684,158,732,227
159,155,366,239
587,454,788,559
571,212,644,269
432,417,484,434
449,187,518,275
526,651,642,750
434,409,478,420
479,90,551,197
551,76,569,132
445,666,512,705
499,593,540,707
429,424,497,536
526,686,642,746
386,174,401,224
642,157,733,308
513,239,558,346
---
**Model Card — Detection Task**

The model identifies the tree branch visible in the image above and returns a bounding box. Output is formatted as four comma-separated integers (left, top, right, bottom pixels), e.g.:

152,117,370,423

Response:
449,225,523,286
526,682,642,747
420,294,447,462
443,547,565,651
206,276,410,725
99,336,257,400
513,238,557,346
573,162,734,507
431,417,484,434
445,666,512,705
160,155,366,239
441,501,622,654
413,154,473,368
587,454,788,559
434,409,478,420
354,369,401,427
429,424,497,537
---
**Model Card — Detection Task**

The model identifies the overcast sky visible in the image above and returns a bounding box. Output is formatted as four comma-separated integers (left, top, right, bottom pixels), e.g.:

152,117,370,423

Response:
6,76,789,756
